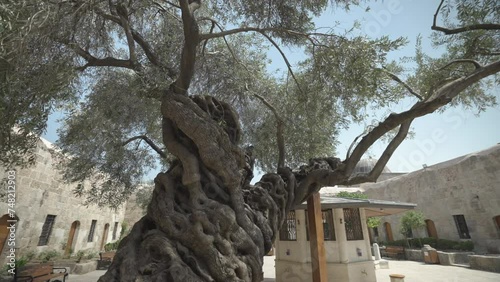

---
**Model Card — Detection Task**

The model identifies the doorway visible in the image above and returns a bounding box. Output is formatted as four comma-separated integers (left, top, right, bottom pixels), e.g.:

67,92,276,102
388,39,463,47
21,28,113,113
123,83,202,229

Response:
65,221,80,256
425,219,438,238
384,222,394,241
100,223,110,251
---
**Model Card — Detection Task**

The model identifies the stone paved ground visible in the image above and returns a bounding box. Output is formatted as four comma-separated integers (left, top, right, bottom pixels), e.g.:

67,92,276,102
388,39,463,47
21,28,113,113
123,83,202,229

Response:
67,256,500,281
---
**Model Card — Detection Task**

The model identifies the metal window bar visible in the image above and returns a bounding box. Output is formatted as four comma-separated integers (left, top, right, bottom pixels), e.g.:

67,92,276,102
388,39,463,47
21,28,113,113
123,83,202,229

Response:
279,211,297,241
88,220,97,242
453,215,471,239
38,215,56,246
344,208,364,241
305,209,336,241
112,222,119,240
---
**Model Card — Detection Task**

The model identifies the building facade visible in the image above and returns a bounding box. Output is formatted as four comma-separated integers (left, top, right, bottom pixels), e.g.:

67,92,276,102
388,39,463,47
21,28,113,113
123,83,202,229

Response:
362,144,500,253
0,138,126,261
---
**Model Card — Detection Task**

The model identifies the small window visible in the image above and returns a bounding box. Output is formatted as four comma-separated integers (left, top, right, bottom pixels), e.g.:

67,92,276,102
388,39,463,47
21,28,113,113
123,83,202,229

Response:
279,211,297,241
494,216,500,237
372,227,379,237
453,215,471,239
305,209,336,241
38,215,56,246
112,222,119,240
344,208,364,241
88,220,97,242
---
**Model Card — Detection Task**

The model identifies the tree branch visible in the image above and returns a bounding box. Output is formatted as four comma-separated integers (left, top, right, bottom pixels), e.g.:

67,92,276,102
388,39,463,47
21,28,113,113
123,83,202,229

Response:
93,7,177,78
432,0,500,35
116,4,137,64
439,59,483,70
61,41,134,71
171,0,200,94
252,93,286,169
381,68,423,100
200,26,309,94
122,135,167,159
342,120,413,185
342,59,500,177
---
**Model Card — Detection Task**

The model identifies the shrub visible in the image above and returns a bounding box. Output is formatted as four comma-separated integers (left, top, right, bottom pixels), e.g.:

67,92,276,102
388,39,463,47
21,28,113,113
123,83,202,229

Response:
24,250,37,261
383,237,474,251
86,251,98,260
104,240,121,251
38,250,60,262
75,250,86,262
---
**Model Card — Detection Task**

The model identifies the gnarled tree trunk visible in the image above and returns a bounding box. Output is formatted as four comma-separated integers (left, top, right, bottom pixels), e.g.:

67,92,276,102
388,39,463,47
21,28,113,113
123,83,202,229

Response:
98,92,340,282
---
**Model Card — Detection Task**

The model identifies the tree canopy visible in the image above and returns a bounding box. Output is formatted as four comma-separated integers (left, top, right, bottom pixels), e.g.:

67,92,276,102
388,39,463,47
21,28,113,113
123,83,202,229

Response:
1,0,499,281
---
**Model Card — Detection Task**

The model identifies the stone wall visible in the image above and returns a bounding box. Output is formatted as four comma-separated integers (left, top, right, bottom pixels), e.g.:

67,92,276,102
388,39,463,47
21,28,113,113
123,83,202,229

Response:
363,145,500,253
0,138,126,261
123,192,146,230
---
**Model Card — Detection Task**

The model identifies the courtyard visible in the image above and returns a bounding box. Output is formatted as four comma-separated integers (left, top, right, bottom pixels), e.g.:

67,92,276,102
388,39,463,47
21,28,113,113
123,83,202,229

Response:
67,256,500,282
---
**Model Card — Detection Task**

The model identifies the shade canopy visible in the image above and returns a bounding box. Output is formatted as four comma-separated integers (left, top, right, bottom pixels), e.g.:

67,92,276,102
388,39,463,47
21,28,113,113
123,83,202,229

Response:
295,196,416,217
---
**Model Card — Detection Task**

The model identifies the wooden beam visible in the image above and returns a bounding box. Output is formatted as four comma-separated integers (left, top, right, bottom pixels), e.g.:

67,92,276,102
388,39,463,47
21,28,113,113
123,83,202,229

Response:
307,192,328,282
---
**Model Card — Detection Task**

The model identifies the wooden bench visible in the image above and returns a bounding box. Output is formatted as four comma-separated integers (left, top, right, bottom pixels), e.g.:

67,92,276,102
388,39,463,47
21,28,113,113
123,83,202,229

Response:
97,251,116,270
99,251,116,261
383,246,406,260
18,262,68,282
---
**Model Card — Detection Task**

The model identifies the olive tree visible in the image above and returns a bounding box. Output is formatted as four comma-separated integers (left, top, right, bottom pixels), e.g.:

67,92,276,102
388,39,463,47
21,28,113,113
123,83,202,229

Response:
1,0,499,281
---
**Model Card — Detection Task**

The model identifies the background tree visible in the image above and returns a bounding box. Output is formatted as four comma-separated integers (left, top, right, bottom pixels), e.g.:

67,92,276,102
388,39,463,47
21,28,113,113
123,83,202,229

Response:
400,210,426,248
1,0,499,281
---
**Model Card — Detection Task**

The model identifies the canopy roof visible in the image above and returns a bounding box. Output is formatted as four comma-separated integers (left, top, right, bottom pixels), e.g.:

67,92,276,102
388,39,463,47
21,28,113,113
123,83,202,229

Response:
295,196,416,217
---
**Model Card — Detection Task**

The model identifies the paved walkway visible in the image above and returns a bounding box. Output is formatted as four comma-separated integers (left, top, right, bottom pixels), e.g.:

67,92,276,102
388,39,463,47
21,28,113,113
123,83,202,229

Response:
68,257,500,281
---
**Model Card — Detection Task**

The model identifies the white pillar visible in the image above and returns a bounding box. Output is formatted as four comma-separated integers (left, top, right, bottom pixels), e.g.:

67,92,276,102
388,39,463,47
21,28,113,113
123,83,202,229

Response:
334,208,349,263
360,208,373,260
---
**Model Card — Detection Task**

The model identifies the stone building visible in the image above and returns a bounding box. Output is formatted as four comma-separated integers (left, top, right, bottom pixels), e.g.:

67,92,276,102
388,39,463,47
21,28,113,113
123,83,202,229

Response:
0,137,126,261
362,144,500,253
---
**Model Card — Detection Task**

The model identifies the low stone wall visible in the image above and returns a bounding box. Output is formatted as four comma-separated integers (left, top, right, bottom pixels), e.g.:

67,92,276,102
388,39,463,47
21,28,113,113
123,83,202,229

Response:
71,260,98,274
405,249,424,262
469,255,500,273
437,251,474,266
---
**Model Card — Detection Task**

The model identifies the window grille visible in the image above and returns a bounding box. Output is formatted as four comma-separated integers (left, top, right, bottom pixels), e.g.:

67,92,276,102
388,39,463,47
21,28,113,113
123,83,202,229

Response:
344,208,364,240
279,211,297,241
112,222,119,240
305,209,336,241
88,220,97,242
38,215,56,246
453,215,471,239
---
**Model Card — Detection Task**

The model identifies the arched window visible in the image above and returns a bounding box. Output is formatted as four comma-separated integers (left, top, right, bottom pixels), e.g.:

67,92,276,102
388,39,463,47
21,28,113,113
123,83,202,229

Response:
425,219,438,239
384,222,393,242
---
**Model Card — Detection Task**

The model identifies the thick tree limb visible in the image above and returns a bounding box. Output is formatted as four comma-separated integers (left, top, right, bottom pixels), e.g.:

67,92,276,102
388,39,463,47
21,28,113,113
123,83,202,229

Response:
440,59,483,70
381,68,423,100
252,93,286,169
432,0,500,35
122,135,167,159
172,0,200,94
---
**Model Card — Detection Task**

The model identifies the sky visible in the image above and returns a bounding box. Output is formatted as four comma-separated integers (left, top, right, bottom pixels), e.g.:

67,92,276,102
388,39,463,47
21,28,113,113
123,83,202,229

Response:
42,1,500,178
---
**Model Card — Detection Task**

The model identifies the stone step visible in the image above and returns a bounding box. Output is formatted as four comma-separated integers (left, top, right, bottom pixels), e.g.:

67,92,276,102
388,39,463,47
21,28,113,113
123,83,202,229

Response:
451,263,470,268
